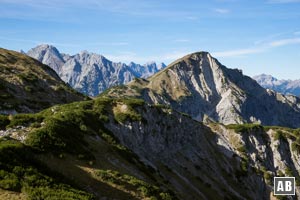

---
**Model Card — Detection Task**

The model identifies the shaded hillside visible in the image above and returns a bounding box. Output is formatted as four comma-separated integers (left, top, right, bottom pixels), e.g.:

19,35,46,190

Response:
1,97,300,199
0,48,85,114
104,52,300,128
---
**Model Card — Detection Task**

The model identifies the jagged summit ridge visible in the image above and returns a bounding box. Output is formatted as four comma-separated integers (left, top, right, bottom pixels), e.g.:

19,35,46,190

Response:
26,44,166,96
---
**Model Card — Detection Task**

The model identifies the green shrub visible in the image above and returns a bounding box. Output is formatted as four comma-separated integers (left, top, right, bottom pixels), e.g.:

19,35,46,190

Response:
226,124,263,133
25,86,33,93
0,139,94,199
285,167,293,177
123,98,145,107
7,113,43,128
237,145,247,153
274,130,283,140
0,114,9,129
291,142,299,152
114,110,142,123
0,171,20,191
94,169,172,199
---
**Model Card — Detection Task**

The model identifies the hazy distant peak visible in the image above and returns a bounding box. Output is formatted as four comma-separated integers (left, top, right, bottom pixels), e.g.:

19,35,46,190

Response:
253,74,300,96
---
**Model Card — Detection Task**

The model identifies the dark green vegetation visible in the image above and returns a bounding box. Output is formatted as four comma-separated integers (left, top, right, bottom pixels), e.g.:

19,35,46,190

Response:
226,124,264,133
113,99,145,123
0,97,174,199
1,98,146,157
0,48,85,113
94,169,172,200
0,138,94,200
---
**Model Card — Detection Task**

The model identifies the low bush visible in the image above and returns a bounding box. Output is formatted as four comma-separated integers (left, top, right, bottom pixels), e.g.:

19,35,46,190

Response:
0,139,94,199
7,113,43,128
0,114,9,129
226,124,263,133
95,169,172,200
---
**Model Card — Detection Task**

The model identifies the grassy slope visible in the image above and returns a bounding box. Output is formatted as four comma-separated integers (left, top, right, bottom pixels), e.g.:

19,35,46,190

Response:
0,98,174,200
0,48,85,113
2,95,300,199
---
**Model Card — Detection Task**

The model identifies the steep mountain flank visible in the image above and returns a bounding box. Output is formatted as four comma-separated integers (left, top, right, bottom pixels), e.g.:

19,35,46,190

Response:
0,48,85,114
104,52,300,128
27,45,166,96
253,74,300,96
0,98,299,199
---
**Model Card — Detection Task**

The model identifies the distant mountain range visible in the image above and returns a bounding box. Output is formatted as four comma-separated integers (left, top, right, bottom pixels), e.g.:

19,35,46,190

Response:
26,44,166,96
253,74,300,96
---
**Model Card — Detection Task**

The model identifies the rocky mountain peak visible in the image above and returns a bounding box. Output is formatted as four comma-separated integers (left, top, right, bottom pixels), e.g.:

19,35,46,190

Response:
26,44,165,96
106,51,300,127
27,44,65,73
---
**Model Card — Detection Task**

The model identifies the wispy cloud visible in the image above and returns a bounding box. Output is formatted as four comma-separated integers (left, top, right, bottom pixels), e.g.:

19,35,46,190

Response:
0,0,196,21
105,50,189,64
293,31,300,35
185,16,198,20
0,36,81,48
267,0,300,3
270,38,300,46
212,47,266,58
214,8,230,14
173,39,190,43
85,42,129,46
104,35,300,62
213,35,300,58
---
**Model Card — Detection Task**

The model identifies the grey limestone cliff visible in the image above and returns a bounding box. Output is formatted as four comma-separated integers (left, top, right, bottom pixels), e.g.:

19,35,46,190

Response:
106,52,300,128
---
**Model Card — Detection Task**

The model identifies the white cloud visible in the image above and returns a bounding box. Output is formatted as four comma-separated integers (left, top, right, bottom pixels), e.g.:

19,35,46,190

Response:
212,47,266,58
185,16,198,20
213,36,300,58
270,38,300,46
104,36,300,62
174,39,190,43
214,8,230,14
105,51,189,64
294,31,300,35
267,0,300,3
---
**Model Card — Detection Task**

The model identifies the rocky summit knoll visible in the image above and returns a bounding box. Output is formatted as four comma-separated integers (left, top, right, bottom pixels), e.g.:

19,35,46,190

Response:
0,48,85,114
27,44,166,96
104,52,300,128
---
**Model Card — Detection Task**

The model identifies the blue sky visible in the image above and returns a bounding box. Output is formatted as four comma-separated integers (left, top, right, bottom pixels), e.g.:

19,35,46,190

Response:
1,0,300,79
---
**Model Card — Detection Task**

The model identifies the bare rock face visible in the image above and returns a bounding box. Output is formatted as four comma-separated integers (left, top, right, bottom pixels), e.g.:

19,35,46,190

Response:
26,45,166,96
27,44,65,74
102,102,300,199
106,52,300,128
254,74,300,96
